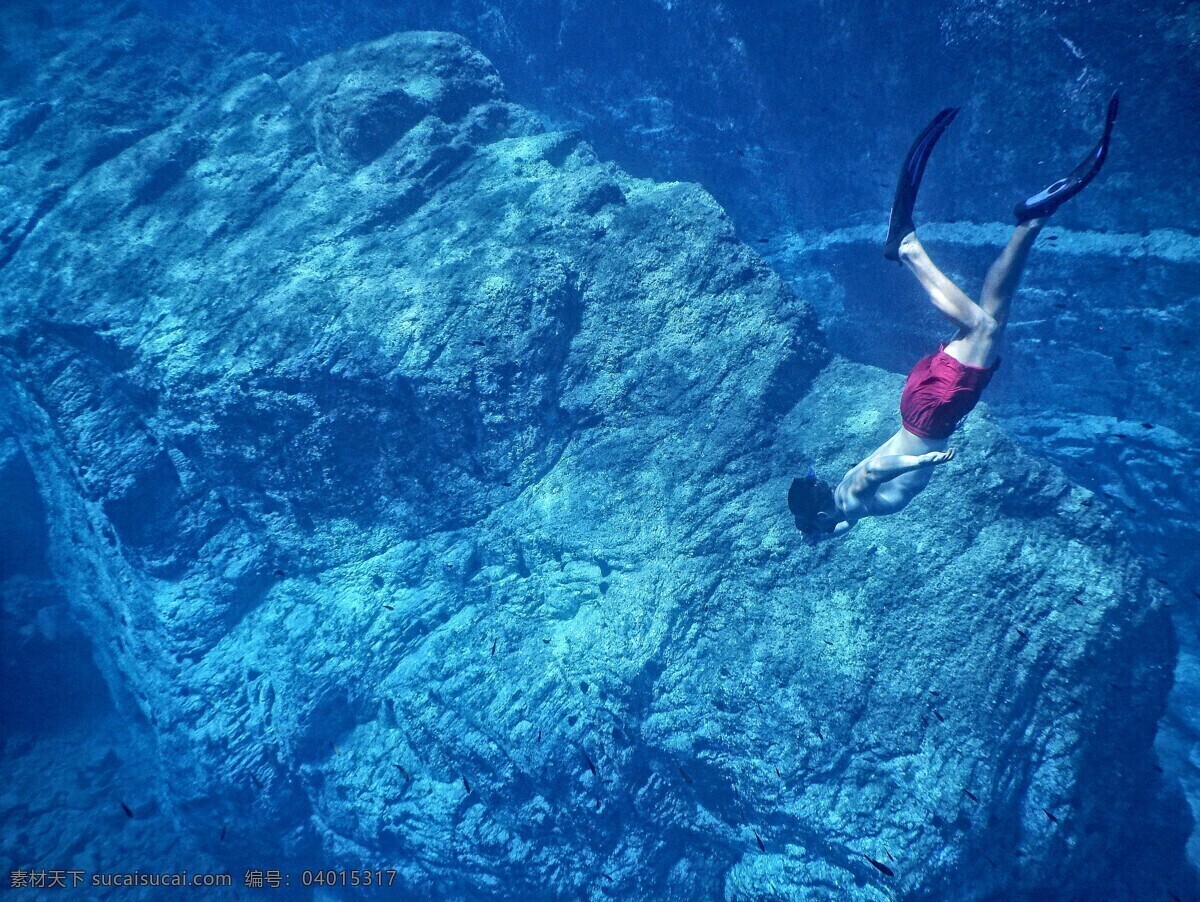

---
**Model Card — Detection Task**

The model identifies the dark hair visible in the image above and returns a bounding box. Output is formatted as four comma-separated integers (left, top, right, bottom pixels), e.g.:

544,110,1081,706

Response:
788,475,839,534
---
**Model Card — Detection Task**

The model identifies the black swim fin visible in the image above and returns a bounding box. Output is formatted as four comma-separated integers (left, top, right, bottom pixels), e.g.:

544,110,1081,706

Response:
884,107,960,261
1014,91,1118,223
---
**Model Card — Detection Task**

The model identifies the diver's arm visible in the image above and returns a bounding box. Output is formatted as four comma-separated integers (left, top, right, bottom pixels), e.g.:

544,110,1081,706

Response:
864,450,955,485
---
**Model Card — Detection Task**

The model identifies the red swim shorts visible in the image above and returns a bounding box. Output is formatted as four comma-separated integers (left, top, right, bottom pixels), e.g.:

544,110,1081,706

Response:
899,344,999,440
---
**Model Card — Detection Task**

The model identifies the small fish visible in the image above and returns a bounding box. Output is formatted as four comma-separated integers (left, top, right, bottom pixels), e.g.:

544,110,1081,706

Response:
491,638,497,656
1141,422,1154,429
121,802,133,818
502,481,513,487
1053,303,1068,309
932,710,945,723
382,604,395,610
1120,345,1134,351
774,766,782,780
963,789,979,802
393,763,411,780
886,850,894,863
1153,763,1164,773
584,753,598,777
815,726,824,740
1043,808,1059,824
537,727,542,744
679,766,693,784
752,828,766,852
601,873,615,883
219,825,227,841
273,569,285,577
462,776,472,794
757,238,769,244
864,854,894,877
1016,628,1028,639
470,340,485,346
1073,598,1084,606
823,639,834,647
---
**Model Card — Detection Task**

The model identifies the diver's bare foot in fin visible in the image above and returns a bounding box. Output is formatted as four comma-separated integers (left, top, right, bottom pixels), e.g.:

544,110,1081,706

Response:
896,231,922,261
1015,91,1118,222
884,106,960,261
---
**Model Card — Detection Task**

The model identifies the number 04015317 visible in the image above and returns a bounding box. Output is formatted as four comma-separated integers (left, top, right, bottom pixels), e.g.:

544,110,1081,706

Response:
301,869,398,887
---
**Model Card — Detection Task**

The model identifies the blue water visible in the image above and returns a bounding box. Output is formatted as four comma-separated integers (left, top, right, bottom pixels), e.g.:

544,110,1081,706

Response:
2,1,1198,898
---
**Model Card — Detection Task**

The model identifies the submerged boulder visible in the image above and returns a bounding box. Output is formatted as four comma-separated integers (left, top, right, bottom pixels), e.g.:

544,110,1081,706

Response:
0,4,1191,898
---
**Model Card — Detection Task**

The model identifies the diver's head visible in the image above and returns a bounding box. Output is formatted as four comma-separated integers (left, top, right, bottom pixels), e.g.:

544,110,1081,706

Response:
788,470,844,536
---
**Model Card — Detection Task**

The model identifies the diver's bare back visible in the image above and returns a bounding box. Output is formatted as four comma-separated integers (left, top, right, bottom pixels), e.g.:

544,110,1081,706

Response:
834,428,952,526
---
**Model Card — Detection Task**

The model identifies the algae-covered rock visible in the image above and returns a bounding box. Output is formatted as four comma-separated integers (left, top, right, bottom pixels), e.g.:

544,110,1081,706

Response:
0,4,1192,899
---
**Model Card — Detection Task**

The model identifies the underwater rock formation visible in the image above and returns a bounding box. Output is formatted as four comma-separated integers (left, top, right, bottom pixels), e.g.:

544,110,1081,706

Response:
164,0,1200,868
0,3,1193,898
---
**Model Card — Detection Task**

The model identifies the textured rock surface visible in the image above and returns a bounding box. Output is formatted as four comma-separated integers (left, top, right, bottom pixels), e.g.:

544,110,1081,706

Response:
161,1,1200,863
0,3,1194,899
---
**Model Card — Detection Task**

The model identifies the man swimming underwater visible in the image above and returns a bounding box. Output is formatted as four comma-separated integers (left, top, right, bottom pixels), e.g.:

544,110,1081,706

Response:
790,92,1119,536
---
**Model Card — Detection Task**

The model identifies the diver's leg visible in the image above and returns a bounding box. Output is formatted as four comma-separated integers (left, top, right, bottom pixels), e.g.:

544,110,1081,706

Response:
897,232,991,334
937,223,1054,368
979,218,1045,326
943,219,1043,368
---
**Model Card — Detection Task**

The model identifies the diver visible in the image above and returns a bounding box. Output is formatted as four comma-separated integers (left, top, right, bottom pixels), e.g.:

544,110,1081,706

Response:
790,92,1119,536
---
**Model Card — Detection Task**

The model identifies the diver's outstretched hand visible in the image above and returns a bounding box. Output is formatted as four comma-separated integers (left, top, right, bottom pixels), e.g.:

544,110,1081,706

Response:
920,449,955,466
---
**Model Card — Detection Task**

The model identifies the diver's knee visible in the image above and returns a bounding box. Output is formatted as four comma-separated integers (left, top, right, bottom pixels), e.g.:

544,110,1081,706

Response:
974,311,1000,336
